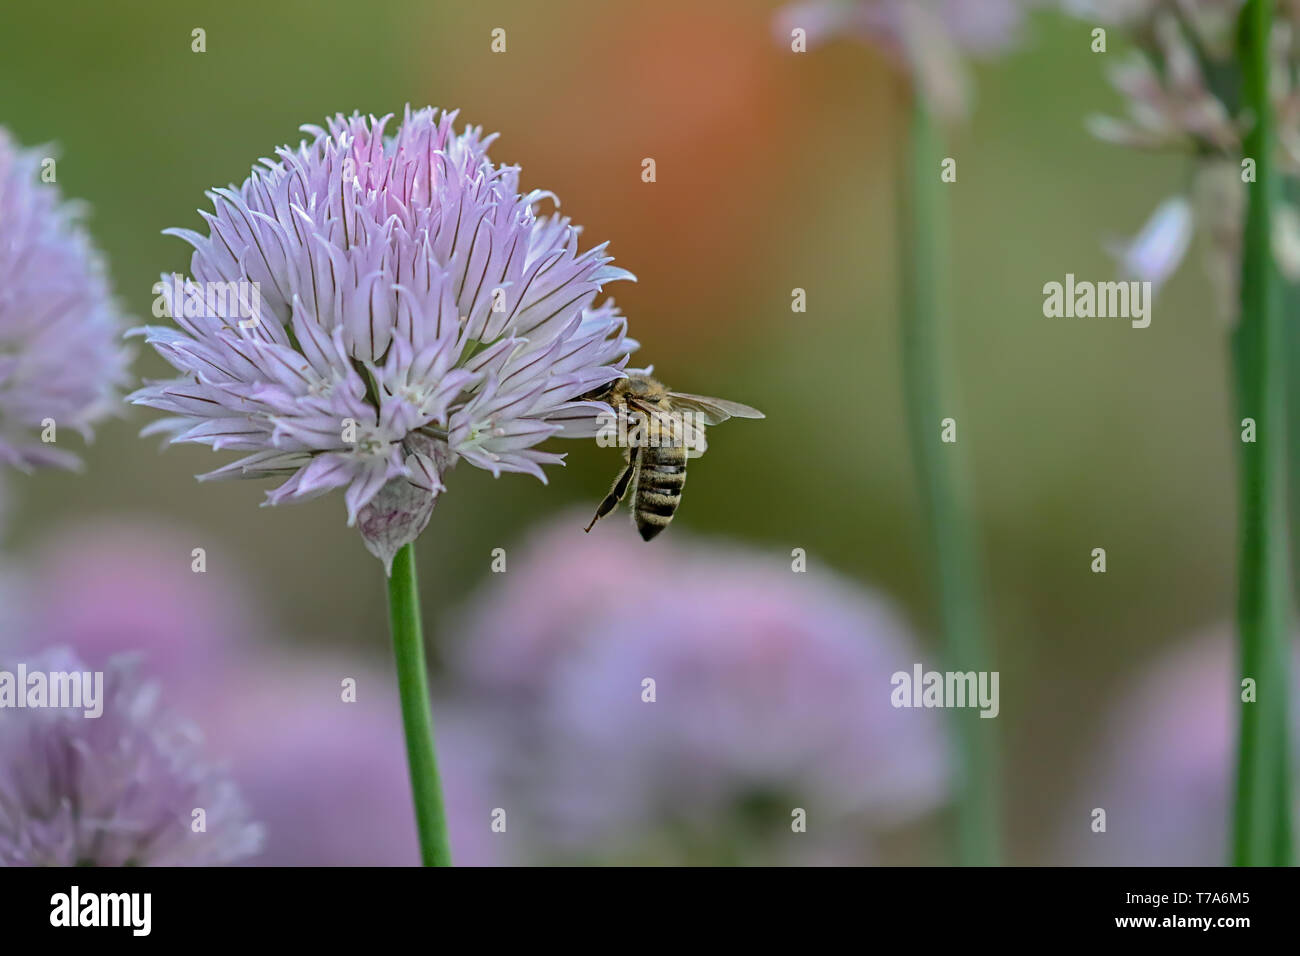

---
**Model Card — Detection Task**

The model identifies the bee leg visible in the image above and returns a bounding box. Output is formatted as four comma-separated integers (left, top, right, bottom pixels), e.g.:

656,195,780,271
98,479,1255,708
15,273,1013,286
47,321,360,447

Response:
584,446,640,532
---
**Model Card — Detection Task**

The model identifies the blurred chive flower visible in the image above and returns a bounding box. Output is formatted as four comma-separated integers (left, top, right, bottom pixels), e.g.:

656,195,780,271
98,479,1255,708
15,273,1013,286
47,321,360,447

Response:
1067,1,1300,320
5,522,419,865
0,649,263,866
130,106,637,569
1060,629,1300,865
439,515,947,865
14,520,264,690
775,0,1034,118
198,652,424,866
0,128,128,471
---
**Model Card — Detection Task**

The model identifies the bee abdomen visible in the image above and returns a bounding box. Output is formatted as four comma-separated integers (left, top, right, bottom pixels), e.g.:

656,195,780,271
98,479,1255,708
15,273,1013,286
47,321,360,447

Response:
643,466,685,493
634,506,674,540
635,455,686,541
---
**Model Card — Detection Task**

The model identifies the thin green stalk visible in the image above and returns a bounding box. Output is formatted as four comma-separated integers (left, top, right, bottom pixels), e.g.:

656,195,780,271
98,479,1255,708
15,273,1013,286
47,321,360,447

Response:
387,542,453,866
899,95,999,866
1286,179,1300,647
1231,0,1292,867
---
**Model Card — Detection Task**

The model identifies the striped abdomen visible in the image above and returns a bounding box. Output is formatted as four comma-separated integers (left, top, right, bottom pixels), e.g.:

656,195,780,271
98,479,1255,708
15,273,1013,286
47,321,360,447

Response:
633,443,687,541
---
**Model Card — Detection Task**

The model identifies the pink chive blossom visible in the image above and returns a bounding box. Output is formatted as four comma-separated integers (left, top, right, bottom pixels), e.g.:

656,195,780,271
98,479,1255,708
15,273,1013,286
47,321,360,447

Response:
195,652,430,866
1057,628,1300,865
0,128,128,471
0,649,263,866
2,523,425,865
437,514,948,865
1065,2,1300,321
130,107,637,570
11,520,264,691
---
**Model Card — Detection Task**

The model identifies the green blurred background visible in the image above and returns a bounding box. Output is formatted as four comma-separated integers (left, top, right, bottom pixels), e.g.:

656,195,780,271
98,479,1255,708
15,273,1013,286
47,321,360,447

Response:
0,1,1237,862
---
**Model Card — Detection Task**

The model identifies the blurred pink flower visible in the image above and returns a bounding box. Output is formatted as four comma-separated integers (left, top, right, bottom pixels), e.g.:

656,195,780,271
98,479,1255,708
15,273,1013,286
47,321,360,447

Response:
0,128,129,472
0,648,262,866
3,519,460,865
1058,627,1300,865
1065,2,1300,323
195,651,426,865
437,512,947,865
776,0,1035,118
14,520,262,691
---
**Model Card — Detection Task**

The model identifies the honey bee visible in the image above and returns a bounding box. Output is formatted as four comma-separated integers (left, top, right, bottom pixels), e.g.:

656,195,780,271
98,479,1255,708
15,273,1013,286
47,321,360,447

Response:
581,373,764,540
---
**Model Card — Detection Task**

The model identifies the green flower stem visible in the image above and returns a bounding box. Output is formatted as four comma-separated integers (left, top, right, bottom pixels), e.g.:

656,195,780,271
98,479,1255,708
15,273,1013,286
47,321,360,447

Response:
386,543,453,867
1232,0,1292,868
1286,179,1300,631
899,95,999,866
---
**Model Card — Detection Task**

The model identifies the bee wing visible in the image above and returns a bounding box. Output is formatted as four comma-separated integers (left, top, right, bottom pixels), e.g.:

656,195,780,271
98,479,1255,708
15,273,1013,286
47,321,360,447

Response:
682,416,708,458
665,392,765,426
626,397,710,457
